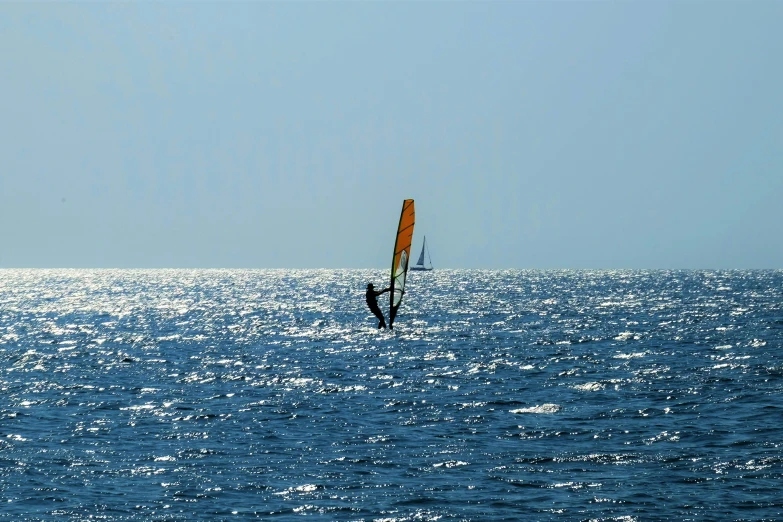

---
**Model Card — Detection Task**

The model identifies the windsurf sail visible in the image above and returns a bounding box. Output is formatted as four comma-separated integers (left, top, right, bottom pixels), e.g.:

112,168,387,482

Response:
389,199,415,328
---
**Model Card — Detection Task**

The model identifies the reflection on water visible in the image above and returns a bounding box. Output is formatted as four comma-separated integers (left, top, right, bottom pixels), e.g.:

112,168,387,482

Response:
0,269,781,520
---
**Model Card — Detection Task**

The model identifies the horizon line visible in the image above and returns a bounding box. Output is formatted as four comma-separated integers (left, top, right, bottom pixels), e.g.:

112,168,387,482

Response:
0,267,780,271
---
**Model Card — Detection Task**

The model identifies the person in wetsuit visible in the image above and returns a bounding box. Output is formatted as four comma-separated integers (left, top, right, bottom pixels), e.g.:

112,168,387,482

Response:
365,283,391,329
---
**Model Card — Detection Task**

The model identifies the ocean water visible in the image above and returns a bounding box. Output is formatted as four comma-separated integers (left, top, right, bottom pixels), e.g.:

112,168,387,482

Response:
0,269,781,521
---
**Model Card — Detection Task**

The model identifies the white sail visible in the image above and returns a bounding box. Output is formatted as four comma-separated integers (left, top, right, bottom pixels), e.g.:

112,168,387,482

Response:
415,237,426,266
410,236,433,271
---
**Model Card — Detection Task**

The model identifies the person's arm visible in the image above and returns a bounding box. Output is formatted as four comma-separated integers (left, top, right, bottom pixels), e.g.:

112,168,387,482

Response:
377,287,392,295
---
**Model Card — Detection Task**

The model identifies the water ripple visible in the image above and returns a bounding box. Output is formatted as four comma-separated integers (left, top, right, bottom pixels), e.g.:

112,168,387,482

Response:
0,269,781,520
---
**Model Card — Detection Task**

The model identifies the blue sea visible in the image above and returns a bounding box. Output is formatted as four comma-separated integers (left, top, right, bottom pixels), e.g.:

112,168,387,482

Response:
0,269,781,521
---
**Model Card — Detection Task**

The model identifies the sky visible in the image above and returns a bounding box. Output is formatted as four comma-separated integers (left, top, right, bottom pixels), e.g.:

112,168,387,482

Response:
1,1,781,269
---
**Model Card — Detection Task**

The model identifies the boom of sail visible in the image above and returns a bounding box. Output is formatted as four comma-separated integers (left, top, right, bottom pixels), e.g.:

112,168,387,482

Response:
389,199,415,328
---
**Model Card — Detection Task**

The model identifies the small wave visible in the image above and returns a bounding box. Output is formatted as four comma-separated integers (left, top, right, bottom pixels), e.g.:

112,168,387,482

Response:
614,352,647,359
645,431,681,445
273,484,321,496
510,404,560,414
573,382,605,392
433,460,468,468
458,401,488,410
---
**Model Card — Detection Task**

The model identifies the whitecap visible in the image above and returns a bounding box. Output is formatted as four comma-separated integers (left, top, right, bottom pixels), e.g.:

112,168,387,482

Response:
154,455,176,462
433,460,468,468
510,404,560,414
273,484,319,496
614,352,646,359
573,382,605,392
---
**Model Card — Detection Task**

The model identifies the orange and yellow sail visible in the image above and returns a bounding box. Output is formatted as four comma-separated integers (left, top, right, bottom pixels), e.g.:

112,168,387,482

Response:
389,199,415,327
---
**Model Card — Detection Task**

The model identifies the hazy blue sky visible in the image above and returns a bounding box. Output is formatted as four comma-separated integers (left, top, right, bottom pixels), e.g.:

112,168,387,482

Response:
1,1,781,269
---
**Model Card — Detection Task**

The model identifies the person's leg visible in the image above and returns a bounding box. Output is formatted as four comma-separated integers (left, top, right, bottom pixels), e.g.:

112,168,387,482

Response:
371,306,387,328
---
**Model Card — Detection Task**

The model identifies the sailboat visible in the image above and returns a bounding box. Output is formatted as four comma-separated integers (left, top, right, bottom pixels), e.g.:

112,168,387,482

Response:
410,236,434,271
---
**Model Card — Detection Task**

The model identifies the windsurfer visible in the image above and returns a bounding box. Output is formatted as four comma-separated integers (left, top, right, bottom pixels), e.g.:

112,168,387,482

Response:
365,283,391,329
